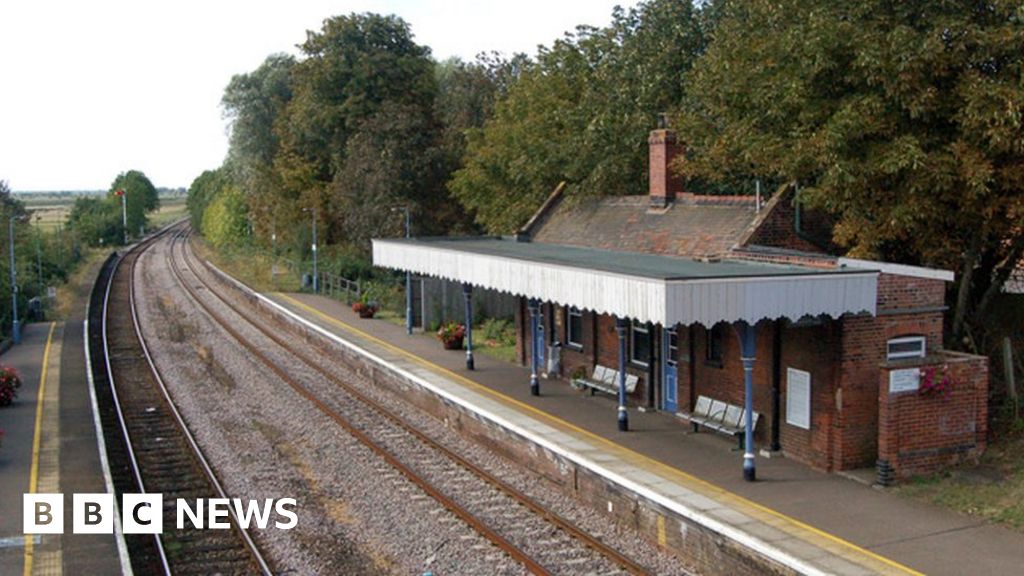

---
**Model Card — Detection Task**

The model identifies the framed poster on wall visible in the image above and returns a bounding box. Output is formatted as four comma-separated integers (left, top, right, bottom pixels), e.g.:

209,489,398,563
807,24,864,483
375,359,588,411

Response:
786,368,811,430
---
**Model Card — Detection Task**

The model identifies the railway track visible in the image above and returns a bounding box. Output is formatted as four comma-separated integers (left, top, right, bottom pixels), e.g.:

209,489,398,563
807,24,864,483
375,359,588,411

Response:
165,227,653,576
89,225,272,576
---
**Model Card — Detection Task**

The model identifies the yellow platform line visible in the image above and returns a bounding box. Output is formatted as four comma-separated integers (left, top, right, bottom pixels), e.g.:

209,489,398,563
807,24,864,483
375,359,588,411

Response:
24,322,57,576
275,293,922,575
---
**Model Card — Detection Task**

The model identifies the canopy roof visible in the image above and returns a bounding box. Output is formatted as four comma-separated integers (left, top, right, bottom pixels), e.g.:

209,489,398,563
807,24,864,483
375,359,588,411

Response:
373,237,878,326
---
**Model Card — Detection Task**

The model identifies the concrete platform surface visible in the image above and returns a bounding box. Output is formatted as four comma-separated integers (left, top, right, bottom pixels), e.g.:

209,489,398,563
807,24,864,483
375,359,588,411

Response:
270,291,1024,576
0,321,122,576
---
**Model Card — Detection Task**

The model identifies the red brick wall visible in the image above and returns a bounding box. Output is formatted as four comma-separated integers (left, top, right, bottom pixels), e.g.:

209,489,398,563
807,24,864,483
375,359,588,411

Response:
516,272,978,478
835,273,948,469
876,273,946,313
532,309,651,399
744,187,834,253
691,320,775,444
878,353,988,480
778,321,841,470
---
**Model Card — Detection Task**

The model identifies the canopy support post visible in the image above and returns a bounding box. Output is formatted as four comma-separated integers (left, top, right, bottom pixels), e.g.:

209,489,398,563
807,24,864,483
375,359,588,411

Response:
737,320,757,481
616,317,630,431
463,283,474,370
528,299,540,396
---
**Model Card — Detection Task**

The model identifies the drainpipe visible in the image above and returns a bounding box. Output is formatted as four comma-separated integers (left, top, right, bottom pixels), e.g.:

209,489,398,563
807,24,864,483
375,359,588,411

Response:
647,322,657,409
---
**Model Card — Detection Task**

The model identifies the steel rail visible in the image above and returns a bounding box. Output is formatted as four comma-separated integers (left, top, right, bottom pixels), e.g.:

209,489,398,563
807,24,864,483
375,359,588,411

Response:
172,229,651,576
101,230,174,575
166,230,553,575
102,223,272,575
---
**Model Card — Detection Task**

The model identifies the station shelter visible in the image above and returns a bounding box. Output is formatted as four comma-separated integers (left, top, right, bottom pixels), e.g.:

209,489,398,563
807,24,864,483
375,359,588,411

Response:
372,127,988,483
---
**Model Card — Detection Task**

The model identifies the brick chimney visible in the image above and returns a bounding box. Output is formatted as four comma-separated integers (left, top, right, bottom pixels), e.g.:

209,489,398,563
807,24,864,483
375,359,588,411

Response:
648,120,684,208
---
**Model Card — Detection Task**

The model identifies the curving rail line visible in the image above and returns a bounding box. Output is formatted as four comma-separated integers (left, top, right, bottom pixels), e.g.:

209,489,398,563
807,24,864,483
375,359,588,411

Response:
167,227,652,576
95,224,272,575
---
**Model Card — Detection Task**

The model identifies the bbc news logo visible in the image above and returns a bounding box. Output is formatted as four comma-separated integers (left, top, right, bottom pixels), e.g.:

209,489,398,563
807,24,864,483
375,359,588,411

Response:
24,494,297,534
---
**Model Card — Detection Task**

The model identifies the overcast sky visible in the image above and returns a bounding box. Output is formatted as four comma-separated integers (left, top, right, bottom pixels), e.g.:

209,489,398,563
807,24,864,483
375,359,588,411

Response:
0,1,638,192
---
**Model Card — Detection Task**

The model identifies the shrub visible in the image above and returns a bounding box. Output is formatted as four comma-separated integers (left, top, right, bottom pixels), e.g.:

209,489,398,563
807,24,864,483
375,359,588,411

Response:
0,365,22,407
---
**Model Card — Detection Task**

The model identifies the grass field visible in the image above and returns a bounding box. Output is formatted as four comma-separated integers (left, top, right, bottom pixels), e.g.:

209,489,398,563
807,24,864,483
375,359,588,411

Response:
149,196,189,228
13,191,188,231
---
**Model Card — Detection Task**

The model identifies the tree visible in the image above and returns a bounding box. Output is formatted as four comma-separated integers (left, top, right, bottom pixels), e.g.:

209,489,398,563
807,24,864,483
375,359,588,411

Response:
110,170,159,239
222,53,295,227
679,0,1024,349
187,168,231,231
66,196,120,247
434,53,529,167
449,0,709,233
276,13,436,184
201,185,248,248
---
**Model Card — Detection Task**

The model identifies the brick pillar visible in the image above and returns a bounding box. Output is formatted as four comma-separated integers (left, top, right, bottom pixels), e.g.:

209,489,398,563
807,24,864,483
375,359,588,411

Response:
876,368,897,485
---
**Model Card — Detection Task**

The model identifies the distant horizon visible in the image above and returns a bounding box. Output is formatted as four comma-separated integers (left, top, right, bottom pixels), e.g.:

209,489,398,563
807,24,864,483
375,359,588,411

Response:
11,187,188,195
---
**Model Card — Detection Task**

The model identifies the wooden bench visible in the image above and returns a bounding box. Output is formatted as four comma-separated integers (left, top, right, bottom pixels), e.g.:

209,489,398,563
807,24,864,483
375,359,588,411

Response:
572,365,639,397
690,395,759,449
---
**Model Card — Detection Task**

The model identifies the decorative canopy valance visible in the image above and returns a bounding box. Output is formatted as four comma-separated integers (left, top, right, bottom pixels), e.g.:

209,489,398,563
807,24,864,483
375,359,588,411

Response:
373,237,878,326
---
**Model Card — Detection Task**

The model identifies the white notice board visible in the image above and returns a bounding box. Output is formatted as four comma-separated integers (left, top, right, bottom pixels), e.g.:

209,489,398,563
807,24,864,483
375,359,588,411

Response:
888,368,920,394
786,368,811,430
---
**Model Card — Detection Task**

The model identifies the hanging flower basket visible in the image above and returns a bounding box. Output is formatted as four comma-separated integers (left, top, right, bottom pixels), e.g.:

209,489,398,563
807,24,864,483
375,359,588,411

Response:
0,365,22,407
437,322,465,350
919,364,955,399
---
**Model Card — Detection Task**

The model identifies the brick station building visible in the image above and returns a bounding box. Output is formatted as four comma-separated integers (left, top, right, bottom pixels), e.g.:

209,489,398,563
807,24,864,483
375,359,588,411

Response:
373,127,989,483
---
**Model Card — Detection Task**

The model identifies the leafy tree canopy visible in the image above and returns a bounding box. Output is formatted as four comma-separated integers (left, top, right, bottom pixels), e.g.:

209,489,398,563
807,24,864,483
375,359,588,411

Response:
110,169,159,237
450,0,709,233
680,0,1024,345
278,13,437,183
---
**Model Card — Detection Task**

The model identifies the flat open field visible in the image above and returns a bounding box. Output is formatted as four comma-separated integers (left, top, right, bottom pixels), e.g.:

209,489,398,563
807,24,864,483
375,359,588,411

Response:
14,191,188,231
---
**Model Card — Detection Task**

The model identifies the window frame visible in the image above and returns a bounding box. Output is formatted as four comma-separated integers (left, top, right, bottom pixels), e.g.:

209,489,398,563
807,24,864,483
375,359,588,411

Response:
665,328,679,366
887,336,926,361
705,324,724,367
630,319,651,367
566,306,584,350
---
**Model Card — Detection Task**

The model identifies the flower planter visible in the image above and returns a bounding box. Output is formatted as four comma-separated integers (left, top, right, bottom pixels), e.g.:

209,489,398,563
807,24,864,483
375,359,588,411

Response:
442,337,464,350
352,302,378,318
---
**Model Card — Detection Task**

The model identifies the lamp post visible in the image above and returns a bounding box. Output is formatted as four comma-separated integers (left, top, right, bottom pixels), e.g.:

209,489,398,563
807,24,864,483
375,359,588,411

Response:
9,216,20,344
35,215,43,299
115,189,127,244
302,207,318,293
392,206,412,335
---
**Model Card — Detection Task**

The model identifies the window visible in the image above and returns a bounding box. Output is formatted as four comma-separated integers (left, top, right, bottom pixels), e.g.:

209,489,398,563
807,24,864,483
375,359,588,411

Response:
666,328,678,365
705,324,724,366
887,336,926,361
630,320,650,366
566,306,583,349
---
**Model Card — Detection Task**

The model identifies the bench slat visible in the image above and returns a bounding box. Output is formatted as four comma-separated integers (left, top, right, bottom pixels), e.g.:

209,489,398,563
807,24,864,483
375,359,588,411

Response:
693,396,712,418
723,405,743,428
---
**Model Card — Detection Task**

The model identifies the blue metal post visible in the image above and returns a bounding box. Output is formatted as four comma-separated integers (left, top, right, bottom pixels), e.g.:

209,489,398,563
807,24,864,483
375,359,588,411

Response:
615,317,629,431
738,320,757,481
528,298,540,396
463,283,474,370
8,217,20,345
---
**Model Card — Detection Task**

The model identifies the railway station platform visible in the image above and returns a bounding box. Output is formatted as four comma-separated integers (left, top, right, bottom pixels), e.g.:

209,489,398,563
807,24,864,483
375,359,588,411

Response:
0,321,123,576
267,291,1024,576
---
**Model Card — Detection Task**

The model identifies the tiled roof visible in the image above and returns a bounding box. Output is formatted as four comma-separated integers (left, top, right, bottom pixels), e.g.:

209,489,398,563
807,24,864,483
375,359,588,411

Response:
531,194,758,259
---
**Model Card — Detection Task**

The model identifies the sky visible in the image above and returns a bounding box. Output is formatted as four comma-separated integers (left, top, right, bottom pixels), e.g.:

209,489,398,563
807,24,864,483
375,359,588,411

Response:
0,1,638,192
